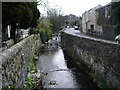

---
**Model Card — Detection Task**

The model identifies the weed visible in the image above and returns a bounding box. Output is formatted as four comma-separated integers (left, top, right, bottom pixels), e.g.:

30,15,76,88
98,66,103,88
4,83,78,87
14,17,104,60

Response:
24,76,36,89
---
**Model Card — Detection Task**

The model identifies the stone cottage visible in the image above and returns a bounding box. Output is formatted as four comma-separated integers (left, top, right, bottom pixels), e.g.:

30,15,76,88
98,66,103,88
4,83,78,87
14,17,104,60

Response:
82,3,120,40
82,5,102,33
96,3,120,40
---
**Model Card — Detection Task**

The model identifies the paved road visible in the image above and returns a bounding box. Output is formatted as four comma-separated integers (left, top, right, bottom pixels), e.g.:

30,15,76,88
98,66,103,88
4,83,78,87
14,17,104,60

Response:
63,28,116,44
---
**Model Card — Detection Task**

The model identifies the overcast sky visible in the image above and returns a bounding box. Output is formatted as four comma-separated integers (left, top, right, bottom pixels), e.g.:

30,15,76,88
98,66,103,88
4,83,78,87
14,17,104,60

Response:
38,0,111,16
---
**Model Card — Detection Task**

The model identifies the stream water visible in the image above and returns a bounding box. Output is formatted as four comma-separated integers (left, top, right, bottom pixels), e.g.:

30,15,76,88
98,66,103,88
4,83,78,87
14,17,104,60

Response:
36,36,100,89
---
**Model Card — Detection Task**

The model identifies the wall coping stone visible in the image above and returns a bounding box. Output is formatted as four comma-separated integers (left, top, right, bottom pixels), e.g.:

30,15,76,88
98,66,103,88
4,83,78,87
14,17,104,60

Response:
62,30,120,46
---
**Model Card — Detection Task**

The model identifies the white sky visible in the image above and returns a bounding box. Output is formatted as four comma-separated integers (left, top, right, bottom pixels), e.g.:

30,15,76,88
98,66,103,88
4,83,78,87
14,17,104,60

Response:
38,0,111,16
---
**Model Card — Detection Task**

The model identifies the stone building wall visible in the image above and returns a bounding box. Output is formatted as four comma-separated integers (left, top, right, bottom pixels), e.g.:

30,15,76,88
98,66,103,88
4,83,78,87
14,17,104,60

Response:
61,31,120,89
1,34,42,88
82,5,102,34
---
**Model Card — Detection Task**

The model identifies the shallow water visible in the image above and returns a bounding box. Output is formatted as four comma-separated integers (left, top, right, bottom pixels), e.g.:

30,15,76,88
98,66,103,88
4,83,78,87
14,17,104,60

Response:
37,48,100,89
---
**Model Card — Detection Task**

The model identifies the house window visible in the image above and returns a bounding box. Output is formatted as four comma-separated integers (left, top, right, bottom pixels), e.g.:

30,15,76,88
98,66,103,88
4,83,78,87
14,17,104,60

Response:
105,7,108,18
90,25,94,30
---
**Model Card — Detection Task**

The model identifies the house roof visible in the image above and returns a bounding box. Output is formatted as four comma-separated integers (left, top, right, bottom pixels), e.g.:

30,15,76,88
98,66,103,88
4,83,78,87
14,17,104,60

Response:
82,4,102,15
96,2,111,11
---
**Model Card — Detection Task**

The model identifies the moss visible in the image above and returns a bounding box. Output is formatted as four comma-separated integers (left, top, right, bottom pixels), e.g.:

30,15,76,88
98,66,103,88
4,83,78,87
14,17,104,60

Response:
2,41,7,47
4,84,17,89
90,73,109,89
15,37,24,43
97,81,109,89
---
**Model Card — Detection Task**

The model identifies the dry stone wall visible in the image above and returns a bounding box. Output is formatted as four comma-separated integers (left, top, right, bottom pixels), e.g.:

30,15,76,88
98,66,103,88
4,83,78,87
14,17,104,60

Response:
1,34,42,88
0,39,14,53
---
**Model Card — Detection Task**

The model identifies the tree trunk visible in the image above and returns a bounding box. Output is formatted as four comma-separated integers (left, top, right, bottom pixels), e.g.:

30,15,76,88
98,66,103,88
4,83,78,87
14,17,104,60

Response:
10,24,16,42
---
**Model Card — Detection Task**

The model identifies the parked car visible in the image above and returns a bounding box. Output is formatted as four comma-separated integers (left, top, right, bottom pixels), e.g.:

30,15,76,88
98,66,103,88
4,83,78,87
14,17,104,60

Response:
115,34,120,43
74,26,78,30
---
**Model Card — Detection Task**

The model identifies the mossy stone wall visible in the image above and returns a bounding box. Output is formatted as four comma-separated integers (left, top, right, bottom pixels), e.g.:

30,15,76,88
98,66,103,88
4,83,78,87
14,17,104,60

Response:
1,34,41,88
61,31,120,89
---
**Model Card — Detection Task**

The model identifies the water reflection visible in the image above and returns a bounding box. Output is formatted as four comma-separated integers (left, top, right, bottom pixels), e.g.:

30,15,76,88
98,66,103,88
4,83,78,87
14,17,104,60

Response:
37,48,100,89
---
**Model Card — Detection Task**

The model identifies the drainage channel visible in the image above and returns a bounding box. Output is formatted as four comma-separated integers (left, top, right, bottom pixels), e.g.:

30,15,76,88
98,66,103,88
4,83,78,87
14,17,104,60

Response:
36,47,100,89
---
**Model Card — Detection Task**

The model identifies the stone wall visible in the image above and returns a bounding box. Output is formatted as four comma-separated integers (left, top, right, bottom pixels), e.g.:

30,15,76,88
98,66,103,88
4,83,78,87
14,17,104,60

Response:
0,39,14,53
0,34,42,88
102,25,120,40
61,31,120,89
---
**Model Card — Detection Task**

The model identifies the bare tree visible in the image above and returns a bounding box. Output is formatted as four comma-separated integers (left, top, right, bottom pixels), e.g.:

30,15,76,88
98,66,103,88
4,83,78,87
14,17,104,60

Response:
47,6,65,33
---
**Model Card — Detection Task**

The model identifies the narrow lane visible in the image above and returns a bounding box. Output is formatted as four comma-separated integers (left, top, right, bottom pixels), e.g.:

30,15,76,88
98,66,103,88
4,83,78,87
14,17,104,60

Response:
63,28,116,44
